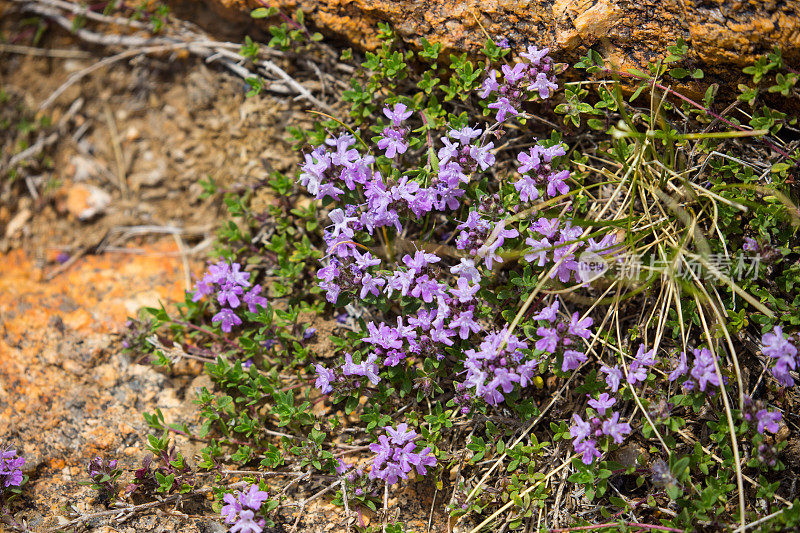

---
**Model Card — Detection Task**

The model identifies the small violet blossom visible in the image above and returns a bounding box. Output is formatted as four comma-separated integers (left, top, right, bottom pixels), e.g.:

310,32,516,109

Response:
220,483,270,533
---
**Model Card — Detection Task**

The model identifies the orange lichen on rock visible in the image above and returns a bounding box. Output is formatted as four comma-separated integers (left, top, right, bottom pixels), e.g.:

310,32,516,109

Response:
206,0,800,83
0,240,205,530
0,240,188,337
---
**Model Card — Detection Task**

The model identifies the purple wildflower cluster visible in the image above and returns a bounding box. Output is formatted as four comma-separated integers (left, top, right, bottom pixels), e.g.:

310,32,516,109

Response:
569,344,655,463
304,45,623,413
192,260,267,333
368,424,437,485
480,45,558,122
87,456,118,477
314,248,488,397
220,483,271,533
743,237,759,253
666,347,721,392
0,448,24,488
314,351,381,394
532,300,594,373
377,103,413,158
599,344,655,392
334,459,376,499
570,404,632,465
462,328,538,405
742,396,782,435
762,326,798,387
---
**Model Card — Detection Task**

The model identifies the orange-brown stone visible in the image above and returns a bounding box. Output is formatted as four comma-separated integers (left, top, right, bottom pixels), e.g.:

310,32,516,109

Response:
200,0,800,74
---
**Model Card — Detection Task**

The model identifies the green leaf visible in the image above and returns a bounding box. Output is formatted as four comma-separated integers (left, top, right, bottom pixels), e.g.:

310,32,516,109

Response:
251,7,278,19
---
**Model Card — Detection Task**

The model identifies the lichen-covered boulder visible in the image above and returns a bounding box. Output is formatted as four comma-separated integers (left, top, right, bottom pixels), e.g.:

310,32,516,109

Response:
203,0,799,73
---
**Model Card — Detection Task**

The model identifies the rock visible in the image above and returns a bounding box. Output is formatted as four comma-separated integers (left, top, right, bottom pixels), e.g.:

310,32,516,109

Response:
204,0,800,75
4,208,31,238
65,183,112,220
0,242,206,530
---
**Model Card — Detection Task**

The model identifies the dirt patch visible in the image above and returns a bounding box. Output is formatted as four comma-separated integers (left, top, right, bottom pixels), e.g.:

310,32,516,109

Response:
0,5,329,530
1,8,309,263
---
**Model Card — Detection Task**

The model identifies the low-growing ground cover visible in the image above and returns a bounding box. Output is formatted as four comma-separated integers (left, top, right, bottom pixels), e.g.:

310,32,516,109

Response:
3,2,800,532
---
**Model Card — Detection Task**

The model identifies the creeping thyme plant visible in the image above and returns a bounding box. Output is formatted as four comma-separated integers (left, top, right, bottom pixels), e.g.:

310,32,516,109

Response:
104,21,800,533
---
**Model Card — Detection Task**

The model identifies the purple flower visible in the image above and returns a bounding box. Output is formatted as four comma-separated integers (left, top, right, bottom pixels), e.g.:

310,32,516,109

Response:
546,170,570,197
0,449,24,488
488,96,519,122
411,275,442,303
437,137,459,166
575,439,601,465
501,63,527,84
363,322,403,351
230,509,264,533
239,484,270,510
479,69,500,98
524,237,551,266
439,162,467,187
386,269,415,297
413,446,437,475
540,144,566,162
531,72,558,99
690,348,720,392
487,369,520,399
243,285,268,313
315,364,335,394
221,493,242,524
517,147,542,174
192,275,215,302
377,127,408,158
386,423,417,445
383,349,407,367
353,249,381,270
480,222,518,270
221,484,270,533
450,276,480,303
342,353,381,385
383,103,413,125
562,349,587,372
755,409,781,434
403,250,441,273
601,412,631,444
634,344,656,366
217,282,244,308
535,326,560,354
743,237,759,252
627,360,648,385
226,263,251,287
763,326,797,360
450,258,481,283
568,312,593,339
212,308,242,333
668,352,689,382
514,175,540,202
449,126,482,145
335,458,351,475
532,300,559,322
207,261,231,283
469,142,496,170
520,45,549,65
450,310,481,339
531,217,560,239
600,364,623,392
360,273,386,298
588,393,616,415
369,426,436,485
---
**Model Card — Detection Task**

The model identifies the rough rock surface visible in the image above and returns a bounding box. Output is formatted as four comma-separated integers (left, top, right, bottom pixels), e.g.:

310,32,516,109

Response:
0,242,218,531
203,0,800,73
